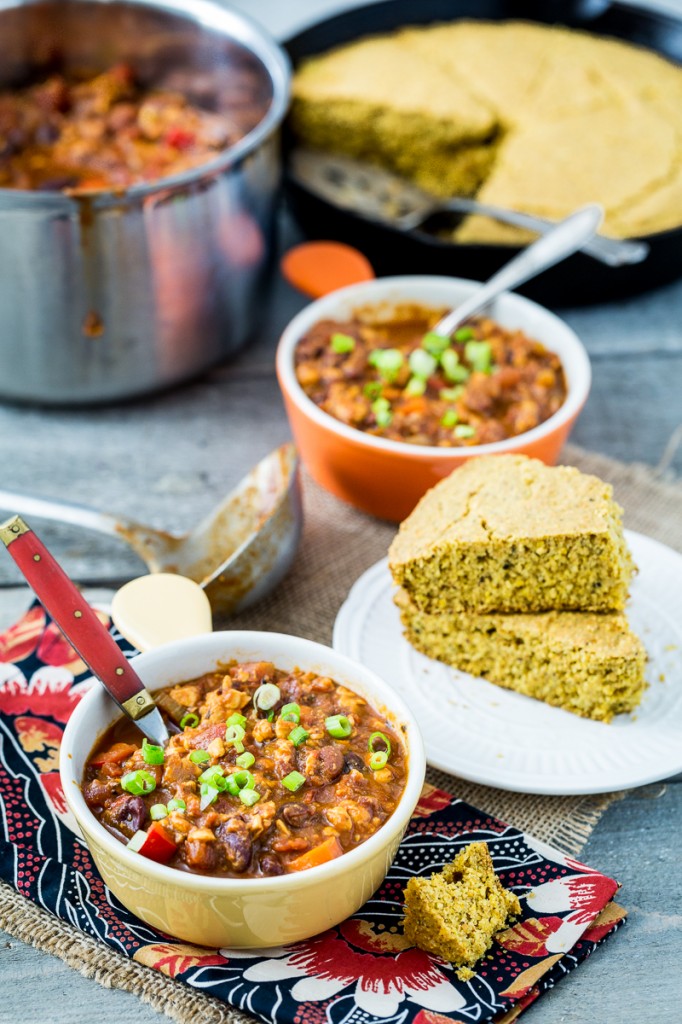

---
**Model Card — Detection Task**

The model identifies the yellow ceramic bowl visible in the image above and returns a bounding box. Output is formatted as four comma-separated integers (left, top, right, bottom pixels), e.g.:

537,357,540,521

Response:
276,275,591,521
60,630,426,948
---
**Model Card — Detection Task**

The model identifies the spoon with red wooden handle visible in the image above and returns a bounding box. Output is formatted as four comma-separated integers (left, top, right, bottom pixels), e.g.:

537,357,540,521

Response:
0,514,168,745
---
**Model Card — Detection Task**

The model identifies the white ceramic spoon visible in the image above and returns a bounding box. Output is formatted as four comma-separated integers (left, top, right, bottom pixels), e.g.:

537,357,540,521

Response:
111,573,213,653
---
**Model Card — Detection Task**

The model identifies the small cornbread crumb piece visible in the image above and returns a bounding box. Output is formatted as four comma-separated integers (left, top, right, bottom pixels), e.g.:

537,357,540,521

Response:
396,589,647,722
389,455,635,614
403,842,520,967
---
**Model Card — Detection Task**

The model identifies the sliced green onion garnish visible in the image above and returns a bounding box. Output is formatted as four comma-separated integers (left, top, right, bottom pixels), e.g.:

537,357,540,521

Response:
225,775,240,797
226,712,247,728
199,764,224,785
455,423,476,439
408,348,438,380
441,409,459,428
141,739,164,766
224,723,246,754
422,332,450,357
369,750,389,771
371,396,392,428
325,714,352,739
441,349,470,383
440,385,464,402
368,732,392,758
282,771,306,792
200,782,219,810
179,712,199,729
236,751,255,769
363,380,383,400
189,749,210,764
239,789,261,807
368,347,404,382
233,770,255,790
254,682,280,711
150,803,168,820
455,326,475,342
121,769,157,796
289,725,309,747
166,798,186,813
464,339,492,373
404,376,426,397
280,702,301,724
331,332,355,354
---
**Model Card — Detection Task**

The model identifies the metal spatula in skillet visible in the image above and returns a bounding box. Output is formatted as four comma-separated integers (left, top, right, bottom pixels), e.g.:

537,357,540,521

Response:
289,149,649,268
0,514,169,745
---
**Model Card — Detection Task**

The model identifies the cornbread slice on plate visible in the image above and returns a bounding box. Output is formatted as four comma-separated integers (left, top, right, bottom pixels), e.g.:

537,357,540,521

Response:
388,455,635,614
396,588,647,722
403,841,520,972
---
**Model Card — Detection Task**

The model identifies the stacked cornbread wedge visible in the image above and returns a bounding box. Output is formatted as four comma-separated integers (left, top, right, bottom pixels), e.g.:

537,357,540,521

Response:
389,455,646,722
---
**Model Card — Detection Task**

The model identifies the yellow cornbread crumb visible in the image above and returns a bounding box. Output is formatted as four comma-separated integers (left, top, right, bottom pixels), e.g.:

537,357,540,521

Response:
403,842,520,966
389,455,634,614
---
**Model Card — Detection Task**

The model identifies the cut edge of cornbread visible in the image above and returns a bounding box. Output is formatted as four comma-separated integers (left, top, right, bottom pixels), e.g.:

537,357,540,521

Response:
396,588,647,722
403,841,521,967
388,456,635,614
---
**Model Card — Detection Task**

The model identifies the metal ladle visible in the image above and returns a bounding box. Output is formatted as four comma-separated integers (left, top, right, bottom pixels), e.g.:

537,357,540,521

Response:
0,443,302,616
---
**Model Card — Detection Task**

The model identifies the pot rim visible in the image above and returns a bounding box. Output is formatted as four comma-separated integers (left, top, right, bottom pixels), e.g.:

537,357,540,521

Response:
0,0,291,210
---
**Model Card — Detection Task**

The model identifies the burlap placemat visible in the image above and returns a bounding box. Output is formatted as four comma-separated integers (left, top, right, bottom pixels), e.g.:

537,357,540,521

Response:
2,443,681,1024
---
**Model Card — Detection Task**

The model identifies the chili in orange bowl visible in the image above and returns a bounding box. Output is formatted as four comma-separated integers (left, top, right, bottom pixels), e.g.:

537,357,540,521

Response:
277,275,591,521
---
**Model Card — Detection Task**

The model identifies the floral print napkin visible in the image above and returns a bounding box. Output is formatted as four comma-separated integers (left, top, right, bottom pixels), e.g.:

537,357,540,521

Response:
0,602,625,1023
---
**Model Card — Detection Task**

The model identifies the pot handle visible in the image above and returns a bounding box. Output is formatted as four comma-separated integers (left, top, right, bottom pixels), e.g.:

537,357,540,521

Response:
281,241,375,299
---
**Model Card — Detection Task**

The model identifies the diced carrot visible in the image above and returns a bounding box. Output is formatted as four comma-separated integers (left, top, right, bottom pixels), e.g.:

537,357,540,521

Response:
89,742,137,767
287,836,343,873
399,396,428,416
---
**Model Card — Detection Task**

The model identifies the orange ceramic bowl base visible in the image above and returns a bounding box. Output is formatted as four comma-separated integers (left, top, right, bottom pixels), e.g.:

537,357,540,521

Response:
282,391,583,522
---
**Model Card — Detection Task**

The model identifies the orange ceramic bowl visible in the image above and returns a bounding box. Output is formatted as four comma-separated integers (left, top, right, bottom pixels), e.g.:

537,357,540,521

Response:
276,275,591,521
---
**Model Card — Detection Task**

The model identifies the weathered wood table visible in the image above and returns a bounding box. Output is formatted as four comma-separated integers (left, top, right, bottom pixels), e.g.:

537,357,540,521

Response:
1,0,681,1020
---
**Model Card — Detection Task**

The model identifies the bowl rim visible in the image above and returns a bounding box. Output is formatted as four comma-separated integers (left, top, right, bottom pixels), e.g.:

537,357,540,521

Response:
0,0,291,209
276,274,591,458
61,629,426,892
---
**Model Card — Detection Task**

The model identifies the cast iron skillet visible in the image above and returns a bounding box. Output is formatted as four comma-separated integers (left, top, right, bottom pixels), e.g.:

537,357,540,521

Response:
283,0,682,306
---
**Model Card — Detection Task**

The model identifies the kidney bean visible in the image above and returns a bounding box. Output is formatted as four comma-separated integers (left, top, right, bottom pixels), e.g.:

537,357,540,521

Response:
259,853,283,876
82,777,119,807
103,793,146,836
281,803,313,829
343,752,366,774
305,745,345,786
217,828,252,873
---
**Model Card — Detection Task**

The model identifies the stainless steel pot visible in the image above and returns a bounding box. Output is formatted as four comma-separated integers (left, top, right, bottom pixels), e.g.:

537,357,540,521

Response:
0,0,290,404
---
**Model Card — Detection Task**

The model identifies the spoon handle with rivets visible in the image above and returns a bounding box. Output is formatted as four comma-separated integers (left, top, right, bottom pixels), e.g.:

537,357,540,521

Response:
0,514,168,745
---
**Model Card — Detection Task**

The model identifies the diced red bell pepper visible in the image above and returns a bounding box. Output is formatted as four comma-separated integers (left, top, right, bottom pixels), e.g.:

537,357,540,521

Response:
127,822,176,864
164,126,195,150
89,742,137,767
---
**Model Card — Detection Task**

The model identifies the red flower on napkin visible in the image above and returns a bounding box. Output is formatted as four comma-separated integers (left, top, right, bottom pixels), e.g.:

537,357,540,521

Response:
233,920,466,1019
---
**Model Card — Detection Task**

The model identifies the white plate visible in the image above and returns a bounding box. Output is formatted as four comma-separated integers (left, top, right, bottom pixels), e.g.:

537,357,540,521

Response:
333,530,682,795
